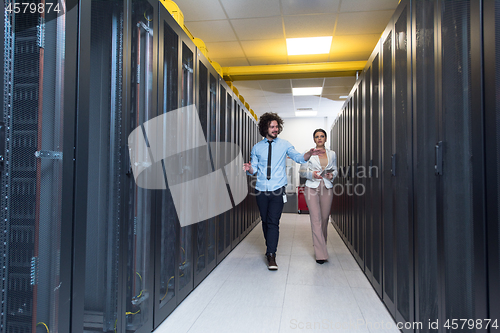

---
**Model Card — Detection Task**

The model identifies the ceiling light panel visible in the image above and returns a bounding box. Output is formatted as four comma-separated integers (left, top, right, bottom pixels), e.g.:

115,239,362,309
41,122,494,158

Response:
286,36,332,55
292,87,323,96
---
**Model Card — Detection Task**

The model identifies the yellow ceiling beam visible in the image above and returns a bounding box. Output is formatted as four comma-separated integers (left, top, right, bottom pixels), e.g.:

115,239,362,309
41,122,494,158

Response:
222,61,366,81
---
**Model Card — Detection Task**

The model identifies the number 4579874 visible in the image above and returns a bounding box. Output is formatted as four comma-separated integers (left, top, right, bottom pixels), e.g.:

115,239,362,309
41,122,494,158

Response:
6,2,62,14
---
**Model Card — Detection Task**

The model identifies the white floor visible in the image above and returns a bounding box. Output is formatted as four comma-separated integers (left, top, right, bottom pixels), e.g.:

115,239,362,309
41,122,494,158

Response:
153,213,400,333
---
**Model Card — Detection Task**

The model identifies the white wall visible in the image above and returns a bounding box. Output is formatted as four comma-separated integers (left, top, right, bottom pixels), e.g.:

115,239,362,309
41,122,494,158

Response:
279,117,333,153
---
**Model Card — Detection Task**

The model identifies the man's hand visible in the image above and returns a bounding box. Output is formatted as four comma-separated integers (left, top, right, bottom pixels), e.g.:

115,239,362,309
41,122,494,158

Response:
243,162,254,174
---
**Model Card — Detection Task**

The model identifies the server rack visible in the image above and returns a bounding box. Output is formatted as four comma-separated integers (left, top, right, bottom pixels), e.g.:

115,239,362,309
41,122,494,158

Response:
154,4,181,324
2,1,261,332
331,0,494,331
484,0,500,325
1,1,78,332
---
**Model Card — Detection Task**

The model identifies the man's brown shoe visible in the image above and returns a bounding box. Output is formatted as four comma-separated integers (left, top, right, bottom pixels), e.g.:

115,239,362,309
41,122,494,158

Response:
266,253,278,270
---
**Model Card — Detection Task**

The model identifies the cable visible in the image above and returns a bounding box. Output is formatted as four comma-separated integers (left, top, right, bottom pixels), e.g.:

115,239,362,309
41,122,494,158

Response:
36,322,50,333
126,309,141,315
160,275,175,301
181,247,186,265
135,272,144,299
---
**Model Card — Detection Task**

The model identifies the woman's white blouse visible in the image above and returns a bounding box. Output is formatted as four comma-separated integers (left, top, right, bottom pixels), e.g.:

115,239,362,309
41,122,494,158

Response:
299,149,338,189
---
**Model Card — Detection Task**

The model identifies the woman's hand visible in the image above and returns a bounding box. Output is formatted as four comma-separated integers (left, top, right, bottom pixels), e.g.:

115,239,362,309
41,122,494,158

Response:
325,172,334,180
312,171,323,180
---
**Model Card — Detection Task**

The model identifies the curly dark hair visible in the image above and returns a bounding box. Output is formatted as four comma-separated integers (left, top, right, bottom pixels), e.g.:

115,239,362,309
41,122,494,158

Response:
258,112,284,137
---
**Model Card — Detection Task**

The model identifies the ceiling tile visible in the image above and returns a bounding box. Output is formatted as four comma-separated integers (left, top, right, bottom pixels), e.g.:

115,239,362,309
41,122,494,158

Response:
259,80,292,90
246,102,271,108
287,54,329,63
278,111,297,118
220,0,281,19
248,56,289,66
238,91,267,100
240,39,287,58
174,0,227,21
265,95,295,104
294,96,322,104
232,81,263,89
283,14,336,38
281,0,340,15
231,17,283,41
204,41,246,58
291,78,325,88
335,11,395,35
322,87,351,95
217,58,250,66
185,20,236,43
268,102,295,109
322,94,348,102
324,76,356,87
330,52,372,62
331,34,381,54
340,0,399,13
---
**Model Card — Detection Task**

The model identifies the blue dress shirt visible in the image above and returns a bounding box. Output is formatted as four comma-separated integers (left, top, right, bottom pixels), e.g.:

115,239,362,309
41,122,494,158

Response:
248,137,307,191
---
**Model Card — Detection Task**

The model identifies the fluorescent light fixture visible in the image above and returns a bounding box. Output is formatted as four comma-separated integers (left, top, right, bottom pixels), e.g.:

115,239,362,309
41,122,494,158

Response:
295,110,318,117
292,87,323,96
286,36,332,55
339,95,349,99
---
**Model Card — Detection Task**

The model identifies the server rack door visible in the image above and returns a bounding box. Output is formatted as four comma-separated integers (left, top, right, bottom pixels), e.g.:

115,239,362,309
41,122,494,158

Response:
357,80,365,265
484,0,500,324
231,100,240,248
217,85,228,263
412,1,439,329
154,6,179,323
207,72,218,272
357,83,363,263
393,2,414,328
177,38,196,301
124,1,157,332
352,89,360,264
381,27,396,314
370,53,382,296
363,68,372,277
193,55,209,288
1,3,75,333
347,101,352,247
226,93,233,250
439,0,488,325
76,1,125,332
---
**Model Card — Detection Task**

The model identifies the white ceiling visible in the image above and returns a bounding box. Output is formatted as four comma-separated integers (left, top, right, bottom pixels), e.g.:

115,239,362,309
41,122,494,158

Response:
172,0,400,119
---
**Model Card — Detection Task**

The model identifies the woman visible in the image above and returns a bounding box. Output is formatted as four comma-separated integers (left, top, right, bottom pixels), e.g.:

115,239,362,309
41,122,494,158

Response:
299,129,338,264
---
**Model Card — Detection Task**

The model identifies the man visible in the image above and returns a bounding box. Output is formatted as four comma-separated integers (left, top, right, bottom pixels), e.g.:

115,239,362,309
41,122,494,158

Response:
243,112,322,270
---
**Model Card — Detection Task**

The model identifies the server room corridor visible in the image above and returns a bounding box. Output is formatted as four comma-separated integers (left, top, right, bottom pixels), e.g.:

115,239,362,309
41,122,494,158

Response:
153,213,399,333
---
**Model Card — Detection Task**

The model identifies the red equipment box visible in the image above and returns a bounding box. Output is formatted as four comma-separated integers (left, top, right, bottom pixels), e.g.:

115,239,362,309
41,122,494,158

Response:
297,185,309,214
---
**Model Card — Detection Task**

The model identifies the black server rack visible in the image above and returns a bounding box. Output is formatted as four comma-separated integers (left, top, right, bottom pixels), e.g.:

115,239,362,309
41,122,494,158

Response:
1,1,78,332
2,1,261,332
484,0,500,325
330,0,494,331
